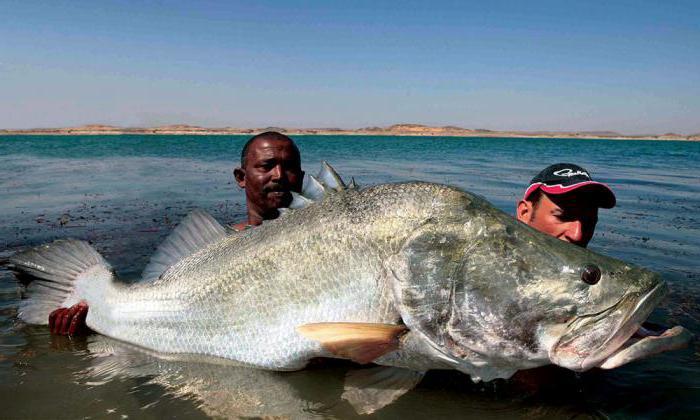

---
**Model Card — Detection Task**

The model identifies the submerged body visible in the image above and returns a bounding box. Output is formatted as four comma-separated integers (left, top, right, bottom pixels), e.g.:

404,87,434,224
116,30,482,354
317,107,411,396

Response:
10,180,691,385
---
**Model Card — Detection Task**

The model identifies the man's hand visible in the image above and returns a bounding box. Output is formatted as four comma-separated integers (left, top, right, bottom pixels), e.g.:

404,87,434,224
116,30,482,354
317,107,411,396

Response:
48,302,91,336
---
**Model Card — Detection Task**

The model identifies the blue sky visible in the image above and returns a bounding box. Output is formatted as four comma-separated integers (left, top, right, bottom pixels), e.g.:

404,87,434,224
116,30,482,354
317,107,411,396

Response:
1,0,699,133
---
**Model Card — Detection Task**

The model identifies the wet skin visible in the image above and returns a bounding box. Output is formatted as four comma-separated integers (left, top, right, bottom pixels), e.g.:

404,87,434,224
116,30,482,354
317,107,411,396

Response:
232,137,304,230
517,191,599,248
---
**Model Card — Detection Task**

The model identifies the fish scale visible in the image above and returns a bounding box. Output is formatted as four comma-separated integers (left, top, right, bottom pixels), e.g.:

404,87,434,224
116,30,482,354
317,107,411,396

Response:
8,178,691,386
81,183,437,368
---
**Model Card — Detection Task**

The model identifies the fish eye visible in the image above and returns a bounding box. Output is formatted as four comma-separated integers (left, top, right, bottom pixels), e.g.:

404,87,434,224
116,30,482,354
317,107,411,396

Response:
581,265,601,285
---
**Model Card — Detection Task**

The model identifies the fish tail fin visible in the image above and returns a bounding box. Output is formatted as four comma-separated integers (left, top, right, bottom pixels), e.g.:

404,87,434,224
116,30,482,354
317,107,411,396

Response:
8,239,114,324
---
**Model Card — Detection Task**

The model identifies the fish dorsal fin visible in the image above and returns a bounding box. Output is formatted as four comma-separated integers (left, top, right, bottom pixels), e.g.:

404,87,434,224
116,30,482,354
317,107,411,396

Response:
301,174,326,201
348,177,358,189
278,161,350,212
296,322,407,364
288,191,314,209
141,209,227,282
317,161,346,190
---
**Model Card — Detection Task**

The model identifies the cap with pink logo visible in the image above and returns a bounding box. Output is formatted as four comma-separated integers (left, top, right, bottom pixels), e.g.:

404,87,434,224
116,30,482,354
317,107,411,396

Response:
522,163,616,208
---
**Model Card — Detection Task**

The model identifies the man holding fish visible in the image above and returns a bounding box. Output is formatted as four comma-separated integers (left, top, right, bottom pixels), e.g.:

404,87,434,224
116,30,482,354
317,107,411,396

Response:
47,131,305,335
46,158,616,336
44,150,679,374
7,138,690,416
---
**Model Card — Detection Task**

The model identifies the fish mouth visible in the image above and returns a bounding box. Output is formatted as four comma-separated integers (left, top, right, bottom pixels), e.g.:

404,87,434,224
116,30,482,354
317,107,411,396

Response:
598,324,693,369
551,281,669,371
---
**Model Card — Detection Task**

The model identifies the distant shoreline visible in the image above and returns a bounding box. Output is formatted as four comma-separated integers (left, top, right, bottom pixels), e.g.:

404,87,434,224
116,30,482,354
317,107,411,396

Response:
2,124,698,141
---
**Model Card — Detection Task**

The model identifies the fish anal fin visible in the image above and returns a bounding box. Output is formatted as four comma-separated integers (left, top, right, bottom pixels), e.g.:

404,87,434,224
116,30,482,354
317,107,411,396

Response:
296,322,407,364
342,366,425,415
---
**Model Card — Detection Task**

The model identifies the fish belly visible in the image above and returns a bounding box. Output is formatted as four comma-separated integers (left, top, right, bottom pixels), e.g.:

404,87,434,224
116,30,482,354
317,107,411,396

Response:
84,235,399,369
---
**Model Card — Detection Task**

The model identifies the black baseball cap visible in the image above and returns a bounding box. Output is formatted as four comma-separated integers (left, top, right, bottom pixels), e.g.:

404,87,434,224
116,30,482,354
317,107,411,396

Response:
522,163,616,208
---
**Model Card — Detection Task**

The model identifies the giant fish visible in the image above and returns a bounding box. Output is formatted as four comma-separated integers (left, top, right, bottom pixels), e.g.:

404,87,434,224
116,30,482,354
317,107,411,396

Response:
9,163,691,413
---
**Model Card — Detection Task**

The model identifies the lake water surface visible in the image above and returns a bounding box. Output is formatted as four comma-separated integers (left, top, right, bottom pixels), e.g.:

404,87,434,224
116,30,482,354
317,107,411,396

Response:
1,135,699,418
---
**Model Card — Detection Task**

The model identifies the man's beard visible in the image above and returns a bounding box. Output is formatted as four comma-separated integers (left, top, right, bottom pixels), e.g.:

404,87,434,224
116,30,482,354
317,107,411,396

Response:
263,184,292,209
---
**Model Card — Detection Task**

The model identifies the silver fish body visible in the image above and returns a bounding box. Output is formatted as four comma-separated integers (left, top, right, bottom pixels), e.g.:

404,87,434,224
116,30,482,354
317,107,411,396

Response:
85,182,447,370
10,181,690,382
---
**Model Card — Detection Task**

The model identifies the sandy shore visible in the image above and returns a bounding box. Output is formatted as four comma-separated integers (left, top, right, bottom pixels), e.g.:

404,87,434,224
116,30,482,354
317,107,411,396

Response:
1,124,698,141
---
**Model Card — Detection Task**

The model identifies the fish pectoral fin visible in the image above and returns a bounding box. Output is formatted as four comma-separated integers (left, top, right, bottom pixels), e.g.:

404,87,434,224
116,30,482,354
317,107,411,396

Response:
296,322,408,364
342,366,425,415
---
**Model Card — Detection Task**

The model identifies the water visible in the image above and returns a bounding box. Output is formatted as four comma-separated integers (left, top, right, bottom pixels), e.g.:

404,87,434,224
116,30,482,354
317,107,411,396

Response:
1,135,699,418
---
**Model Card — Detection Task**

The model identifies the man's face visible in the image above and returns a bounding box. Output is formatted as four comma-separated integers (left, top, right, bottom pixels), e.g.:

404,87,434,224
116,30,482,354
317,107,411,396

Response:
235,138,304,220
517,191,599,248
